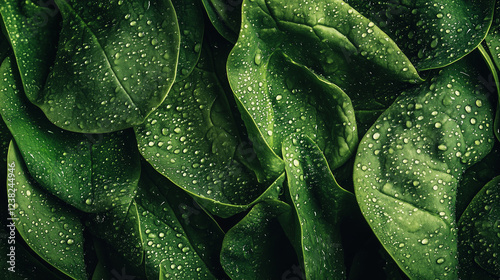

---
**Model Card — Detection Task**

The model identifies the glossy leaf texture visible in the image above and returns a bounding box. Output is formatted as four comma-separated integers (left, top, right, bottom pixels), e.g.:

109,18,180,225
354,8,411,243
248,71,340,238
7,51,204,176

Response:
37,0,180,133
484,1,500,142
220,200,292,279
282,134,355,279
458,175,500,279
7,141,87,280
135,43,283,217
172,0,204,81
0,0,59,102
345,0,495,70
227,0,421,179
354,55,495,279
89,164,226,280
201,0,242,43
0,56,141,213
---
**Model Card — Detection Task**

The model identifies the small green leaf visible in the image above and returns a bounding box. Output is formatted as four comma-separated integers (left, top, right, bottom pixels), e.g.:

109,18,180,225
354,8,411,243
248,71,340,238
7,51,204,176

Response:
354,54,495,279
220,200,293,279
459,176,500,279
201,0,241,43
484,3,500,142
345,0,495,70
0,56,141,213
7,141,87,280
38,0,180,133
282,134,355,279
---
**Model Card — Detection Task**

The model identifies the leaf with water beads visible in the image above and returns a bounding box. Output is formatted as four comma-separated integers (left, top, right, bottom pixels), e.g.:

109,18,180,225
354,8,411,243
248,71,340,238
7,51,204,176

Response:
7,141,87,280
282,134,355,280
38,0,180,133
0,56,141,213
458,175,500,279
354,54,495,279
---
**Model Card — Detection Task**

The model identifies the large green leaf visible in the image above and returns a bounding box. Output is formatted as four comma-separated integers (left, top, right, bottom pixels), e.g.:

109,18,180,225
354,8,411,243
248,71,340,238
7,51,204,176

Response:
354,54,495,279
7,141,87,279
282,134,355,279
0,56,141,213
172,0,204,81
227,0,421,179
37,0,180,133
220,200,293,280
345,0,495,70
459,175,500,279
90,164,226,280
0,0,59,103
135,44,283,217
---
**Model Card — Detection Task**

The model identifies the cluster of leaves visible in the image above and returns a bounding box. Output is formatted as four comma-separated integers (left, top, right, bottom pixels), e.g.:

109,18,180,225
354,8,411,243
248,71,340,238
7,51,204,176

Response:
0,0,500,279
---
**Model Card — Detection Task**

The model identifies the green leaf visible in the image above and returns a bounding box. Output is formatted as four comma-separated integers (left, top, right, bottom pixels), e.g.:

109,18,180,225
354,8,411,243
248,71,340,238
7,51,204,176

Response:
135,44,284,217
172,0,204,81
0,0,59,102
7,141,87,280
459,175,500,279
201,0,242,43
0,56,141,213
90,164,226,280
220,200,293,280
227,0,421,178
354,54,495,279
38,0,180,133
282,134,355,279
345,0,495,70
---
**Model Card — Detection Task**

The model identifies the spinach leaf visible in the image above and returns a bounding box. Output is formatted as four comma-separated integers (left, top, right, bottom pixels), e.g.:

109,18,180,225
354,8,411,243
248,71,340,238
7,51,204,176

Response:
282,134,355,279
345,0,495,70
354,54,495,279
0,56,141,213
38,0,180,133
7,141,87,280
459,175,500,279
201,0,242,43
172,0,204,81
135,41,283,217
220,200,294,280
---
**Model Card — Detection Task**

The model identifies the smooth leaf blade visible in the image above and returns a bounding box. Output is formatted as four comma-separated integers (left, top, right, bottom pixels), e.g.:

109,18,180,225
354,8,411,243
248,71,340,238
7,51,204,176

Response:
282,134,355,279
7,141,87,280
0,56,141,213
354,55,495,279
38,0,180,133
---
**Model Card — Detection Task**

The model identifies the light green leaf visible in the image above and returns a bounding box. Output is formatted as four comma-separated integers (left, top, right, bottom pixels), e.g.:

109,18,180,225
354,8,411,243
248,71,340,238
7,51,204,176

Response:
282,134,355,279
459,175,500,279
38,0,180,133
345,0,495,70
354,54,495,279
7,141,87,280
0,56,141,213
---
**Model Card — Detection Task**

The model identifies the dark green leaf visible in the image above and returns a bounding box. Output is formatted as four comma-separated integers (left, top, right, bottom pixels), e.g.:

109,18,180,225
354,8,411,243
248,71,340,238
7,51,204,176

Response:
38,0,180,133
7,141,87,279
0,56,141,213
459,176,500,279
345,0,495,70
282,134,355,279
484,3,500,142
354,54,495,279
201,0,242,43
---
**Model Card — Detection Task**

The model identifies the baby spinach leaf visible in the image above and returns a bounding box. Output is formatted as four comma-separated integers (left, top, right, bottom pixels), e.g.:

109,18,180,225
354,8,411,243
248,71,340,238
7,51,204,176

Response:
354,55,495,279
282,134,355,279
135,44,283,217
90,164,226,280
172,0,204,81
38,0,180,133
220,200,292,280
0,56,141,213
345,0,495,70
201,0,242,43
459,176,500,279
7,141,87,280
0,0,59,103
